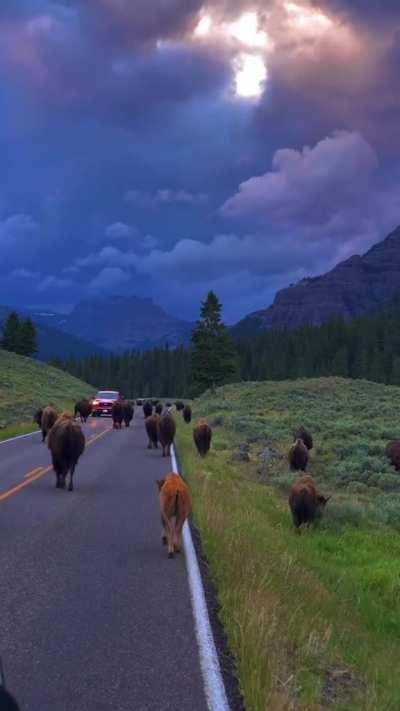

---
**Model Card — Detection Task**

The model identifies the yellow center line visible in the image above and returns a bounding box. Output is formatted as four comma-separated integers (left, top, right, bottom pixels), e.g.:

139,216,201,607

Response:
0,427,112,504
24,466,44,479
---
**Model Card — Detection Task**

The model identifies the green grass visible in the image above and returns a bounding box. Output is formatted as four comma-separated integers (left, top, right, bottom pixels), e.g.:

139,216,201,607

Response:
0,349,93,433
176,378,400,710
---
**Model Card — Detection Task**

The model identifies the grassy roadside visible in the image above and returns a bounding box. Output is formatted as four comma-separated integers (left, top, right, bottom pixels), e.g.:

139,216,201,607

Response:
176,379,400,710
0,348,93,433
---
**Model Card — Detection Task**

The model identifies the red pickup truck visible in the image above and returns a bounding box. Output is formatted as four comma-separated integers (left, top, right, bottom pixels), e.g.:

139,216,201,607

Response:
91,390,122,417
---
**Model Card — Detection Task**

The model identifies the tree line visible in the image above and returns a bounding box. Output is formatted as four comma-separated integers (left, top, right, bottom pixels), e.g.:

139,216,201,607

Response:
1,311,38,357
49,294,400,396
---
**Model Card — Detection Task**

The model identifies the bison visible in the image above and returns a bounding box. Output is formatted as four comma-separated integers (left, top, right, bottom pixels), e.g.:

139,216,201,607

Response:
111,401,124,429
33,408,43,429
40,405,58,442
294,426,313,451
145,414,160,449
155,402,163,415
47,413,85,491
74,398,92,423
182,405,192,424
288,438,309,471
288,475,330,530
157,413,176,457
175,401,185,412
386,440,400,471
143,401,153,418
193,420,212,457
122,401,134,427
157,473,192,558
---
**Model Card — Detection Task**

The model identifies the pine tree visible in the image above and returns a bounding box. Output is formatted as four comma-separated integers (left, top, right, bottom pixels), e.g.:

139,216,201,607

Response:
191,291,238,394
19,317,38,357
2,312,21,353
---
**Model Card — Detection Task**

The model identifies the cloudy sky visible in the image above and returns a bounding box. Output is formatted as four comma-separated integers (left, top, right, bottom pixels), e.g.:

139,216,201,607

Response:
1,1,399,322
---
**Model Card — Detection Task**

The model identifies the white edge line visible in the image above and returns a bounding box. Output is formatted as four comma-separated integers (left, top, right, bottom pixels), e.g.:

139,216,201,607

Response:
171,444,230,711
0,430,41,446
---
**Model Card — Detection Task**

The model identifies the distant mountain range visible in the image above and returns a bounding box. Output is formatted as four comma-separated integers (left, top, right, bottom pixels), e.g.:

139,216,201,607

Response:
234,225,400,336
28,295,194,354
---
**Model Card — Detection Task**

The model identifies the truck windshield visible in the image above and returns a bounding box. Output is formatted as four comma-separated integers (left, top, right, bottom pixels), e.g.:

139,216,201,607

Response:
96,392,118,399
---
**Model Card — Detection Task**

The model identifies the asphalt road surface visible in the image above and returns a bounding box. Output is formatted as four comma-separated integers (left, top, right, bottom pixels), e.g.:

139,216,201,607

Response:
0,411,208,711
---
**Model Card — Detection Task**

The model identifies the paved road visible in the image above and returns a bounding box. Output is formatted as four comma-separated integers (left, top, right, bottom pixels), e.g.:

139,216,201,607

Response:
0,411,208,711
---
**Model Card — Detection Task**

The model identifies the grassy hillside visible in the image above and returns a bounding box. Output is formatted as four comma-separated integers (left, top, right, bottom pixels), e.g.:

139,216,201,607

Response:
176,378,400,710
0,348,93,434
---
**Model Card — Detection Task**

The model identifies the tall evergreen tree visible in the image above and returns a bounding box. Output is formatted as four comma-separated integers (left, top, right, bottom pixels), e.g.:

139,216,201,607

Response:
19,317,38,357
191,291,238,394
2,312,21,353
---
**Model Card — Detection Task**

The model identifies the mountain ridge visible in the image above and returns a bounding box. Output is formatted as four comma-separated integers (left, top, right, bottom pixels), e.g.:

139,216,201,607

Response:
234,225,400,336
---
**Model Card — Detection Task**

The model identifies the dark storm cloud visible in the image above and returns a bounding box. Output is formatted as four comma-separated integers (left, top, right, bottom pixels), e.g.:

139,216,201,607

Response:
0,0,399,320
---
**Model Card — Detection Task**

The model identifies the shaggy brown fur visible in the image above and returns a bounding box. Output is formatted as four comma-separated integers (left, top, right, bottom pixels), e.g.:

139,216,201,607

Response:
41,406,58,442
183,405,192,423
74,399,92,423
288,475,330,529
143,401,153,418
122,401,134,427
111,401,124,429
193,420,212,457
156,473,192,558
145,414,160,449
157,413,176,457
288,438,309,471
386,440,400,471
48,416,85,491
294,426,313,451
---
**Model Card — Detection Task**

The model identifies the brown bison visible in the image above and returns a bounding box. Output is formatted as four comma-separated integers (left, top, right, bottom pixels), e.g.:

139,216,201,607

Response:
193,420,212,457
155,402,163,415
74,398,92,423
40,405,58,442
288,438,309,471
143,401,153,418
386,440,400,471
175,401,185,412
157,473,192,558
183,405,192,424
122,401,134,427
294,426,313,451
47,414,85,491
157,413,176,457
33,408,43,429
111,401,124,429
288,475,330,529
145,414,160,449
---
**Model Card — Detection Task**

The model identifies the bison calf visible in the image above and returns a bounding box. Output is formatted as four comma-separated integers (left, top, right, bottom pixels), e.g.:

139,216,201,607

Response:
288,475,330,529
294,426,313,451
145,414,160,449
122,401,134,427
158,413,176,457
111,401,124,429
48,414,85,491
193,420,212,457
288,438,309,471
74,399,92,423
183,405,192,423
41,405,58,442
156,473,191,558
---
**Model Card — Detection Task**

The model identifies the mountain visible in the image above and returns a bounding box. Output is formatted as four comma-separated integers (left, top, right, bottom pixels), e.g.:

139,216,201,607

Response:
44,295,194,352
234,226,400,336
0,306,107,360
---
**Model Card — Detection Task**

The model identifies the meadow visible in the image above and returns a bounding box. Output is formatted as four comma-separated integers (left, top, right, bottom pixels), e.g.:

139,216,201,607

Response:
0,349,93,439
176,378,400,710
